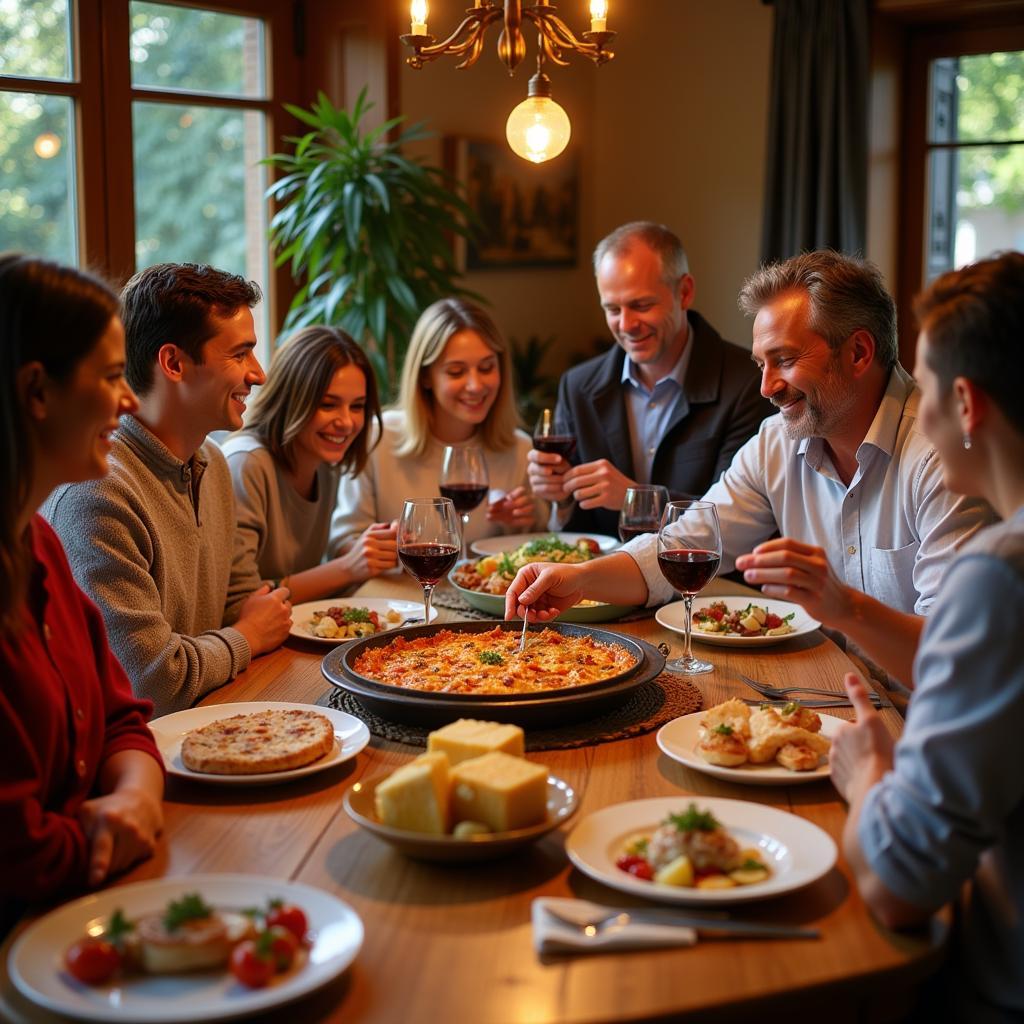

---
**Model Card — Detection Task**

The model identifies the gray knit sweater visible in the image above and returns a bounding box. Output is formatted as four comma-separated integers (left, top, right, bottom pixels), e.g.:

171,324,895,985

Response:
42,414,262,716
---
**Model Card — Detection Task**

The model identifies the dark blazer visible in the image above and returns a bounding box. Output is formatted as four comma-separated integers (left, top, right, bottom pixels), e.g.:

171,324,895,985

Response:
557,310,774,537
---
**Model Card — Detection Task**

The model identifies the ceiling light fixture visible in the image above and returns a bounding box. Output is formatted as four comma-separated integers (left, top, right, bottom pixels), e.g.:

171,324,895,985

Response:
401,1,615,164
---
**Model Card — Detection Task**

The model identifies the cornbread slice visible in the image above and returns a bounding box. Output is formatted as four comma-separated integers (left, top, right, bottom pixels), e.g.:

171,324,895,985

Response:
374,752,450,834
450,752,548,832
427,719,525,765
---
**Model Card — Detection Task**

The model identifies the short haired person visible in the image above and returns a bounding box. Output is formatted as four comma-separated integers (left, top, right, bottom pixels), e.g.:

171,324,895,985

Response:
831,252,1024,1018
44,263,292,717
223,326,397,603
507,251,992,690
329,298,541,555
528,221,773,538
0,254,163,909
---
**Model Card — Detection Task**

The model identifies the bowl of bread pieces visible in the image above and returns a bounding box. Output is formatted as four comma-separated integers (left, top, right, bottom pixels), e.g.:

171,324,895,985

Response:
344,718,578,862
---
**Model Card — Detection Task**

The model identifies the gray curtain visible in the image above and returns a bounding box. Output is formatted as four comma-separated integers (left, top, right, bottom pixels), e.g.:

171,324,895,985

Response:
760,0,870,262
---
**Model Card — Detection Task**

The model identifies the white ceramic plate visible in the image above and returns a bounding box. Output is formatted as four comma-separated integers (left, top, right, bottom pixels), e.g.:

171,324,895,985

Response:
149,702,369,786
656,596,820,647
656,711,842,786
565,796,837,905
469,532,619,557
8,874,363,1023
290,598,437,646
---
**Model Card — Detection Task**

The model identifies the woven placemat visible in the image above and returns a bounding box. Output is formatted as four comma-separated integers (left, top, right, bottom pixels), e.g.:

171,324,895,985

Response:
319,672,701,751
430,585,654,625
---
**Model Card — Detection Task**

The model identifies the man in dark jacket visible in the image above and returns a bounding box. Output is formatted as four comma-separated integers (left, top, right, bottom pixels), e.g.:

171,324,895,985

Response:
529,221,773,537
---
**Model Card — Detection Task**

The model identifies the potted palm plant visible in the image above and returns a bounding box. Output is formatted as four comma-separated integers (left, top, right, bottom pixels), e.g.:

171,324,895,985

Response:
266,88,479,394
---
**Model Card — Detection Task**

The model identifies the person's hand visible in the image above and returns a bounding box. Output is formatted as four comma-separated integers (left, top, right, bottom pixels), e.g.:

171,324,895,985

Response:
527,448,571,502
486,487,535,528
235,583,292,655
734,538,855,628
504,562,586,621
562,459,635,511
830,673,894,803
78,785,164,886
335,521,398,581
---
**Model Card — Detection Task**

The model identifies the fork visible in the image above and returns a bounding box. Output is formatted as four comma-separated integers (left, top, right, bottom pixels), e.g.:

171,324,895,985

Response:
516,614,531,656
738,673,881,705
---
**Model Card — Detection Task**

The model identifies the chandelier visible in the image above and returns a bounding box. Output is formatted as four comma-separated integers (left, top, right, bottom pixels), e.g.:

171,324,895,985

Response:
401,1,615,163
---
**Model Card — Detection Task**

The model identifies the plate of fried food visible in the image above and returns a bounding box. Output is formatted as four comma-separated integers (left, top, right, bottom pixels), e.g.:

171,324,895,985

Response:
149,701,370,786
8,874,363,1022
657,597,820,647
289,598,436,645
566,796,837,905
656,699,839,785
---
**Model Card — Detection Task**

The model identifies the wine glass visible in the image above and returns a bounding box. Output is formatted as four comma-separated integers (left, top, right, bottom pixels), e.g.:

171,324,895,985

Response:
618,484,670,543
532,407,577,460
397,497,461,625
439,445,489,562
657,500,723,674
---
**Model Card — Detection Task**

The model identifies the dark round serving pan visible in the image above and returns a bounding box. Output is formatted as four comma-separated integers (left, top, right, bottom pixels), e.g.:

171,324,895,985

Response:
320,620,665,728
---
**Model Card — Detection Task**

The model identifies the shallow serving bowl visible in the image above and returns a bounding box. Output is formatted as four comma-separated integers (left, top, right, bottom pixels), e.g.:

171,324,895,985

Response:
321,620,665,728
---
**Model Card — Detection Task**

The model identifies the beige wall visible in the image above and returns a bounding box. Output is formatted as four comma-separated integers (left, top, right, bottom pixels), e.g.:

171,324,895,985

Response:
398,0,774,374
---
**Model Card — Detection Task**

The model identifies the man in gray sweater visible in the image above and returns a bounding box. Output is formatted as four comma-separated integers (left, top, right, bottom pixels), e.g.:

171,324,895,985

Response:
44,263,292,716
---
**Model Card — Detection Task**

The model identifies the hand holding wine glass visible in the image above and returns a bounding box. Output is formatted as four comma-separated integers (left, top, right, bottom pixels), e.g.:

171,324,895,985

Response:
440,445,489,562
528,407,577,503
658,500,722,674
398,498,461,626
619,484,670,543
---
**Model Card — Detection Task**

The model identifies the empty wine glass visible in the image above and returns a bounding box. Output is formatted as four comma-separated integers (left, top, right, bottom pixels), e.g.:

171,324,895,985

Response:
439,445,489,562
397,497,461,625
532,407,577,460
657,500,723,674
618,484,670,543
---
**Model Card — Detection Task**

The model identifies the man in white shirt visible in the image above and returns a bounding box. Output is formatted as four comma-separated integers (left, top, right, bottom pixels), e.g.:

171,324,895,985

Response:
506,251,992,689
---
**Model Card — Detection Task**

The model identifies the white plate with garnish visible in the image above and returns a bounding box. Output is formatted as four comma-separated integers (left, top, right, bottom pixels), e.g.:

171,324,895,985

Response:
656,711,842,786
289,597,436,645
469,532,619,556
566,796,837,905
149,701,369,786
657,596,820,647
8,874,363,1023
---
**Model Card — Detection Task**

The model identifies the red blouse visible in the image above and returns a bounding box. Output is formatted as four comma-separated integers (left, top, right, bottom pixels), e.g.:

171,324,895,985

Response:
0,517,163,905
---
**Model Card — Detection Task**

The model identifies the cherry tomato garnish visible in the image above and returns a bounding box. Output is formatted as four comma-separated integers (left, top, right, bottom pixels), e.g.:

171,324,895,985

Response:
615,854,654,881
229,940,275,989
581,538,601,556
65,938,121,985
266,925,298,971
764,613,783,629
266,902,308,944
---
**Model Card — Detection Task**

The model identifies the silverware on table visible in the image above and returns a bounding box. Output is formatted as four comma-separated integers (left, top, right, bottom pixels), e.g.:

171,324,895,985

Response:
517,614,530,656
738,673,883,706
739,697,856,709
543,903,820,940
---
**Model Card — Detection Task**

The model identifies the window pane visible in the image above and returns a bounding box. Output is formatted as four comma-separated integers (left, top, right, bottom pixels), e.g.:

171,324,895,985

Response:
929,51,1024,145
0,91,77,261
0,0,72,81
132,101,268,341
129,2,265,98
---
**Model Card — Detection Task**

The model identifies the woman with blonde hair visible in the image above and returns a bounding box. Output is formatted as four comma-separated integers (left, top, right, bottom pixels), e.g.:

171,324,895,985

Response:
329,298,540,555
223,326,397,603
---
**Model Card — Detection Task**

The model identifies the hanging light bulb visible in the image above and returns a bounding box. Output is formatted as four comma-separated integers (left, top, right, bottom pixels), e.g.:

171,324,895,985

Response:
505,71,571,164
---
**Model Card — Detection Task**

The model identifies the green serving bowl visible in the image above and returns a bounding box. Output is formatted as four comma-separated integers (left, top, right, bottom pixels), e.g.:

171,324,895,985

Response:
447,568,639,624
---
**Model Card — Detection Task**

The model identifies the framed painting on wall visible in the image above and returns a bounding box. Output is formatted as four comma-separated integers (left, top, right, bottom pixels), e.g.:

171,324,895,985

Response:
444,136,579,270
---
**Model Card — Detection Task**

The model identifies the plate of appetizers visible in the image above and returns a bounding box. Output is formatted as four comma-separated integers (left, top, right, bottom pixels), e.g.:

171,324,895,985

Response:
565,796,837,905
657,704,843,786
8,874,363,1022
657,597,820,647
149,702,369,786
469,532,618,557
289,598,435,645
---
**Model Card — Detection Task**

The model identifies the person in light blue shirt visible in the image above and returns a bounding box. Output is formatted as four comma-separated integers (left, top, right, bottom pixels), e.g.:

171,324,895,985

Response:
832,251,1024,1020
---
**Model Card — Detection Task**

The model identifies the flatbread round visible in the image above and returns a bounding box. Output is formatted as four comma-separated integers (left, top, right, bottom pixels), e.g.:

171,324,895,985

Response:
181,709,335,775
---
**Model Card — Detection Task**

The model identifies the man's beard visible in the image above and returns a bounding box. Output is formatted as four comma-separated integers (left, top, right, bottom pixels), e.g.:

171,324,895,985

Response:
774,355,856,441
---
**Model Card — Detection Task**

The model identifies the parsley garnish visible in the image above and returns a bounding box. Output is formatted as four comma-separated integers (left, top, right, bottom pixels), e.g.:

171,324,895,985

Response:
105,908,133,944
665,803,720,833
784,612,795,622
497,553,517,577
521,537,573,557
163,893,214,931
342,607,372,623
782,701,800,715
741,858,765,871
479,650,504,666
712,723,734,736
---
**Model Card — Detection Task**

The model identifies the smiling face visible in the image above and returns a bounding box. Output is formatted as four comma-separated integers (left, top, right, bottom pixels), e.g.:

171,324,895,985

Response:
183,306,265,432
751,289,858,441
424,329,501,442
291,363,368,469
596,242,692,380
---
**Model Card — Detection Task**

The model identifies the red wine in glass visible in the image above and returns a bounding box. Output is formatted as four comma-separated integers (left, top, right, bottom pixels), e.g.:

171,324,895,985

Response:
657,549,721,593
619,521,660,543
532,434,577,459
398,542,460,584
439,483,489,515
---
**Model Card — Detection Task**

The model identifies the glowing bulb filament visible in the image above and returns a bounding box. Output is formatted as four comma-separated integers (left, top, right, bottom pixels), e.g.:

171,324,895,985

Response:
589,0,608,32
410,0,428,35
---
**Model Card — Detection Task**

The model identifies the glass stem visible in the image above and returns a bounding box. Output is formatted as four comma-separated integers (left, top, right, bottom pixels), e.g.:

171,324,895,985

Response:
682,594,695,663
461,513,470,561
422,583,435,625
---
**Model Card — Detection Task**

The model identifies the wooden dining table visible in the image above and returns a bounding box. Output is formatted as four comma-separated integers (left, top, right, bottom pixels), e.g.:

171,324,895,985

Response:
1,576,948,1024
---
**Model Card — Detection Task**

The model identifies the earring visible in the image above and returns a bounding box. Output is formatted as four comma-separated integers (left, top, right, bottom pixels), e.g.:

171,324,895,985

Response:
962,433,972,451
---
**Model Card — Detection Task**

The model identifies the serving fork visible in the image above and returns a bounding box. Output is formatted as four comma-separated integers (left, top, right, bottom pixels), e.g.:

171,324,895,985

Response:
738,673,883,706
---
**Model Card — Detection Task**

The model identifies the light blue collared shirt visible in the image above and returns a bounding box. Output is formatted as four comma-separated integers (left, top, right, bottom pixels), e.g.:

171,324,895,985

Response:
620,318,693,484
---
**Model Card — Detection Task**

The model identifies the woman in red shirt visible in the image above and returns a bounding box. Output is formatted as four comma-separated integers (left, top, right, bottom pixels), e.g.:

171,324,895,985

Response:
0,254,164,911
